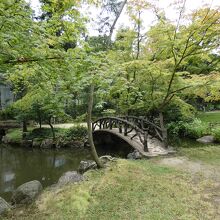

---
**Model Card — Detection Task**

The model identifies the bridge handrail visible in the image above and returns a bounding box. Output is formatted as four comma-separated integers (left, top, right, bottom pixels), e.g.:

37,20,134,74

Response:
92,117,145,134
119,116,162,131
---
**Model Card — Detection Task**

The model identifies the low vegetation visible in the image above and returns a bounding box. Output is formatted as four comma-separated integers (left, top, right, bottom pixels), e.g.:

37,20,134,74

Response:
5,126,88,143
168,111,220,142
5,159,218,220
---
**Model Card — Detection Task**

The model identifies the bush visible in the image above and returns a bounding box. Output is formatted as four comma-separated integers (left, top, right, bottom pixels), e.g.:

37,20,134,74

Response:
212,127,220,142
26,127,65,140
168,119,210,139
0,106,15,120
64,126,87,141
74,114,87,123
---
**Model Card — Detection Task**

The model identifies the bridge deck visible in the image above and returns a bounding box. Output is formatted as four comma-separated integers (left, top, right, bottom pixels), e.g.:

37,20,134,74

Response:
94,128,172,158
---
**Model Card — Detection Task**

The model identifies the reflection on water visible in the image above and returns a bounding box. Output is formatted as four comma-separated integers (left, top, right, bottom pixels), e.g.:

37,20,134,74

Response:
0,144,91,201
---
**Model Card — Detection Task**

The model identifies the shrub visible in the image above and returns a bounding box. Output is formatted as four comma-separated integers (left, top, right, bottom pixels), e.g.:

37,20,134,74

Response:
64,126,87,141
212,127,220,142
74,114,87,123
168,119,210,139
26,127,65,140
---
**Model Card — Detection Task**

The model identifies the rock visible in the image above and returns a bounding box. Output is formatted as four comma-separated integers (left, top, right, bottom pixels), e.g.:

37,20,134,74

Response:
32,139,42,148
40,139,54,149
197,135,215,144
100,155,115,164
78,160,97,174
127,150,142,160
0,197,11,215
11,180,43,205
2,136,10,144
64,140,84,148
21,140,32,148
58,171,84,186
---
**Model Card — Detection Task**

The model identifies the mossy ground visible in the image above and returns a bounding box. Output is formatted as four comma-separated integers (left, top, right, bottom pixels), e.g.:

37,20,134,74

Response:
4,159,218,220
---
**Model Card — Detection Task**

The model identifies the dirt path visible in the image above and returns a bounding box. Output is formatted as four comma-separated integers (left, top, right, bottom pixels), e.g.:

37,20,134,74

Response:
157,156,220,218
42,123,87,129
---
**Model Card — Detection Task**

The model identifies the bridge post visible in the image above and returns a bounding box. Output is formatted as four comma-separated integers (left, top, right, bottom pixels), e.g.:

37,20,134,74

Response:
143,131,148,152
124,124,127,136
109,119,113,130
119,123,122,133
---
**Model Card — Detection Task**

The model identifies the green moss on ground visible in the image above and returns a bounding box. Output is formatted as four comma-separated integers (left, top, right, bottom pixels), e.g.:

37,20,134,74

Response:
5,159,217,220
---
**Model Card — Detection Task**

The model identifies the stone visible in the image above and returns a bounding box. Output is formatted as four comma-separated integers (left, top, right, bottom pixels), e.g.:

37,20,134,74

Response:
196,135,215,144
40,139,54,149
78,160,97,174
0,197,11,215
1,136,10,144
58,171,84,186
11,180,43,205
32,139,42,148
21,140,33,148
127,150,142,160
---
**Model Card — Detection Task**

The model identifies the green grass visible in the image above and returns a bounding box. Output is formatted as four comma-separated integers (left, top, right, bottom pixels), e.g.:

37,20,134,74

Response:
5,159,217,220
178,145,220,166
198,111,220,124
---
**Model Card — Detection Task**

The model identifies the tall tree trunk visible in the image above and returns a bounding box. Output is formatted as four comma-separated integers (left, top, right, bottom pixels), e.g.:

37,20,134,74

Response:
87,84,104,168
22,120,27,132
38,112,42,129
48,117,55,141
159,111,168,148
107,0,128,46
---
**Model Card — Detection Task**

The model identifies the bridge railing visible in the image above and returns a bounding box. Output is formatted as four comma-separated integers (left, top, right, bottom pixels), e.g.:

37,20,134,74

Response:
119,116,167,144
92,117,149,152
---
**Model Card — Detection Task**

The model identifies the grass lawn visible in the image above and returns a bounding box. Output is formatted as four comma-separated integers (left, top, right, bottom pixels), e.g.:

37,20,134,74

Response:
178,144,220,166
198,111,220,124
5,159,217,220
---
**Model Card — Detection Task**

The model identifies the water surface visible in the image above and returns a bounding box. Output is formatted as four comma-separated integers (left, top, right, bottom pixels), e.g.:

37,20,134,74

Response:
0,144,91,201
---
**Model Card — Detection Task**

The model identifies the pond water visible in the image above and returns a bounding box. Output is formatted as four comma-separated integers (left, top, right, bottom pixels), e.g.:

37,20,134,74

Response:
0,144,91,202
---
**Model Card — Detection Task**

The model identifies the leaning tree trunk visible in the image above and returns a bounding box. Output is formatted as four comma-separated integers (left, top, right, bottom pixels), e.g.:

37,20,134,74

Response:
159,111,168,148
87,84,104,168
48,117,55,141
22,120,27,133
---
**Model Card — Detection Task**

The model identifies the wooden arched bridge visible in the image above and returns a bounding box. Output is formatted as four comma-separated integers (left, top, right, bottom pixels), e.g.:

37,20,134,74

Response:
92,116,172,157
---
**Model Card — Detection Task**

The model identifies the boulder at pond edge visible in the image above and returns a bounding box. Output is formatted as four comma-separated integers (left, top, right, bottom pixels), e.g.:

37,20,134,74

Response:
0,197,11,215
78,160,97,174
11,180,43,205
58,171,84,186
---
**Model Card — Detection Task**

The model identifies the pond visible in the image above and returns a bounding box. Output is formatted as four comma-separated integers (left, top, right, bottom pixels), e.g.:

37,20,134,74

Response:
0,144,91,202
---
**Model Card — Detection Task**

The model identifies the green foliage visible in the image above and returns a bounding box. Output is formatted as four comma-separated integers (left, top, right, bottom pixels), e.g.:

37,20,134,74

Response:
64,126,87,141
168,119,210,139
26,127,65,140
0,106,15,120
212,127,220,142
6,128,23,142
